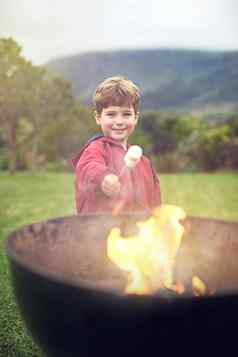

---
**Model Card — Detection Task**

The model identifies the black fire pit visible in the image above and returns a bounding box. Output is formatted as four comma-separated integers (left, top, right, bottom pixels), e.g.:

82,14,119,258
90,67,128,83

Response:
5,214,238,357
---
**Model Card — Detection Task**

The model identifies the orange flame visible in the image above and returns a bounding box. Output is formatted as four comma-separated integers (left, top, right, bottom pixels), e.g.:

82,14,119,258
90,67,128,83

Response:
107,205,187,295
192,276,207,296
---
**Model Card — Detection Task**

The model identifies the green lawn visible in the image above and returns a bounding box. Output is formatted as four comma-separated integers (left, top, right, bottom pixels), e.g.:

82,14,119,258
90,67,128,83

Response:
0,171,238,356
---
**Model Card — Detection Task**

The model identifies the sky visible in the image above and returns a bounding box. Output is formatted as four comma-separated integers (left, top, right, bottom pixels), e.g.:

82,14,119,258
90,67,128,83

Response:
0,0,238,64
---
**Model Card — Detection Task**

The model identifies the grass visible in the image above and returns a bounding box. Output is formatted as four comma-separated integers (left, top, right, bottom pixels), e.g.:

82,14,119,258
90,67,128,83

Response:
160,173,238,222
0,171,238,356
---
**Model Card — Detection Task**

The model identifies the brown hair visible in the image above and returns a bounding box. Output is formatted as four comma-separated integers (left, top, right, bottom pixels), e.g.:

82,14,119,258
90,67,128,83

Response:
93,76,140,114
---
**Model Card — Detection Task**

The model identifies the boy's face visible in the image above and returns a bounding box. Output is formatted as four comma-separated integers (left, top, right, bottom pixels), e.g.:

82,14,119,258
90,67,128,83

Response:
95,105,139,146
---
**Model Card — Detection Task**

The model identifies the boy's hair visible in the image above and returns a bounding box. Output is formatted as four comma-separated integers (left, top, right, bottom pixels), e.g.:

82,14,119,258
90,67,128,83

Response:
93,76,140,114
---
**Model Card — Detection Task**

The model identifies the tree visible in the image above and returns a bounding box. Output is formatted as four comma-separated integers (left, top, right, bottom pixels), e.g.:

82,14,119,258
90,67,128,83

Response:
141,111,179,154
24,70,74,170
0,37,75,172
0,38,33,172
191,125,232,171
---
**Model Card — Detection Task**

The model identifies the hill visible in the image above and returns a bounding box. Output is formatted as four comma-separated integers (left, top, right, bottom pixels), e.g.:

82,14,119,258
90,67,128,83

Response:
46,48,238,111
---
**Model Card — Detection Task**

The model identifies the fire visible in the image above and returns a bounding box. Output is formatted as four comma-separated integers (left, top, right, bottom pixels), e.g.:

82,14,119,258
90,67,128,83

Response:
107,205,187,295
192,276,207,296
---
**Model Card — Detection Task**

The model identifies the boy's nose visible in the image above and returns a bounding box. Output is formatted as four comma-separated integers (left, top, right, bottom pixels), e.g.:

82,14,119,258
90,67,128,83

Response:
115,116,124,125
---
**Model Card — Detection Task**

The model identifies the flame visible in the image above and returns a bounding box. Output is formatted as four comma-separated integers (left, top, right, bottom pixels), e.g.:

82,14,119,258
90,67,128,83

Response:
107,205,187,295
192,276,207,296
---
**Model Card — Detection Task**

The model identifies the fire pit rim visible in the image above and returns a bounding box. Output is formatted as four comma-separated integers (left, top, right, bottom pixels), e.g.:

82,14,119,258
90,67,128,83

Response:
5,213,238,301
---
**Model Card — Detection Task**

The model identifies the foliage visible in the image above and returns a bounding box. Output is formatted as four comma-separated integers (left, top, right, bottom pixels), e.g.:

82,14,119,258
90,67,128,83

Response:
155,152,189,173
0,38,33,172
140,111,179,154
40,104,97,162
140,111,238,172
0,38,76,172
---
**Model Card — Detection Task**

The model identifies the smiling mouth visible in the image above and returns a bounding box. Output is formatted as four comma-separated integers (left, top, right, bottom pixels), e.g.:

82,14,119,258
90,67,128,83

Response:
112,129,126,132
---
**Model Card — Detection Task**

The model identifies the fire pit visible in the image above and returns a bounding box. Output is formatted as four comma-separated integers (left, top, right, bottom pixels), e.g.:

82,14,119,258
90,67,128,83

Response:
6,214,238,357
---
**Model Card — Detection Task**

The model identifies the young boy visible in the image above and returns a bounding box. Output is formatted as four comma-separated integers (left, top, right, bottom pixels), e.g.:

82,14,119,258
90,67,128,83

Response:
72,76,161,214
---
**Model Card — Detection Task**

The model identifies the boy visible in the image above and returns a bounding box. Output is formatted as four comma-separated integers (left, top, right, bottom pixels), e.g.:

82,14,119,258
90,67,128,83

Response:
72,76,161,214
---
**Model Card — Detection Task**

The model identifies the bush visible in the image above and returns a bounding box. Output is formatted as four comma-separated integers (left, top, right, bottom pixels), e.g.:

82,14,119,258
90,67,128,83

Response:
191,125,233,171
42,159,70,172
0,150,9,170
221,138,238,169
154,152,190,173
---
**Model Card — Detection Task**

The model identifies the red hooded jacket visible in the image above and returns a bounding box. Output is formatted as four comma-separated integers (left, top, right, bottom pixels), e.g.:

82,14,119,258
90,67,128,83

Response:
72,136,161,214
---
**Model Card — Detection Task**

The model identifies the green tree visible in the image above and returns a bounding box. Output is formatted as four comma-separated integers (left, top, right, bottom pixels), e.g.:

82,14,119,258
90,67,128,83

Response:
24,70,74,170
0,38,33,173
192,125,232,171
0,37,76,172
141,111,179,154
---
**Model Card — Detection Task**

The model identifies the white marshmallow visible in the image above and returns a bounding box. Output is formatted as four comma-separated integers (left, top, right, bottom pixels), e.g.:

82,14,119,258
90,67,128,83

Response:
124,145,143,168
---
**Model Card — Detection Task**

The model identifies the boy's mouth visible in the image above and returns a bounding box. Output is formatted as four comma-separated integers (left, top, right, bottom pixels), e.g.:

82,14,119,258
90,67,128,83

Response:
112,128,126,133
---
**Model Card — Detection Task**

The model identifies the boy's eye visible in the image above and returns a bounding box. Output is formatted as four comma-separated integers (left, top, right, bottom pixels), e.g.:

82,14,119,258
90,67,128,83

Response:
105,112,132,117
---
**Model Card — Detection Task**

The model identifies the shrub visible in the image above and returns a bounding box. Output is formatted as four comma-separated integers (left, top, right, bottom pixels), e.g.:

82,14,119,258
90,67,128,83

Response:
42,159,70,172
154,152,190,173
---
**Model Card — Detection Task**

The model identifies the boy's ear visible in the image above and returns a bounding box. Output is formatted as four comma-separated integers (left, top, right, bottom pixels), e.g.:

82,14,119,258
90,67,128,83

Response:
94,111,101,125
135,111,140,122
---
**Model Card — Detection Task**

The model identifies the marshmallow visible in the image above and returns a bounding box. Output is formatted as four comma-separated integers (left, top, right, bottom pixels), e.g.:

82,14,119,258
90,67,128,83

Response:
124,145,143,168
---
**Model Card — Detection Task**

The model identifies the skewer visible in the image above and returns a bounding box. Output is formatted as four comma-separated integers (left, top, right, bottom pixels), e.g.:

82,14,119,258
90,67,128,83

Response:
112,145,143,215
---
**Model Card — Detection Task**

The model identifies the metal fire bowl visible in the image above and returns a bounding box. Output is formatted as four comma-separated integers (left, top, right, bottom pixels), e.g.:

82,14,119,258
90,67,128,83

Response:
6,214,238,357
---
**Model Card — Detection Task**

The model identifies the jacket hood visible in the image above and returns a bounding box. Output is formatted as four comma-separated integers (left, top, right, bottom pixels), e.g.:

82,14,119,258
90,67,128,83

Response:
71,135,128,169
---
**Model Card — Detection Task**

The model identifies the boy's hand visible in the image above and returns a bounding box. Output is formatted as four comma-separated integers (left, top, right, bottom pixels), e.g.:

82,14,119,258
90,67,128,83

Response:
101,174,121,197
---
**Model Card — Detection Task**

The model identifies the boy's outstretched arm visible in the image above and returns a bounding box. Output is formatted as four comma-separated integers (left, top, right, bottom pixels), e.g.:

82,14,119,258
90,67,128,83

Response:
74,142,120,198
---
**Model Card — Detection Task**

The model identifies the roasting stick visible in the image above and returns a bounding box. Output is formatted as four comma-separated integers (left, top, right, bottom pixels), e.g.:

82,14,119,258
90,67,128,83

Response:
112,145,143,215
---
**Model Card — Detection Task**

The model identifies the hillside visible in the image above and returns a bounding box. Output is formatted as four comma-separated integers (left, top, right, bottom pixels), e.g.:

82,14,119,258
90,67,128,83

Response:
46,48,238,111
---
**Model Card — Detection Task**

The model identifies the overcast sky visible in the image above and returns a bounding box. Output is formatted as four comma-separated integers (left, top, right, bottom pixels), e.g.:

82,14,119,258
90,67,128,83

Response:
1,0,238,64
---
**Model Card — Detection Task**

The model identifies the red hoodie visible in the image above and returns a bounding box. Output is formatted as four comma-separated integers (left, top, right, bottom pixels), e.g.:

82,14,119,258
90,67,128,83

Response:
72,136,161,214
